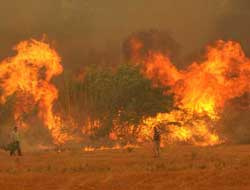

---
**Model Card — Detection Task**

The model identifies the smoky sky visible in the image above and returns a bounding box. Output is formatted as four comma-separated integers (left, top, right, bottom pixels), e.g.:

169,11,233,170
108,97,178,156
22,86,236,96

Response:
0,0,249,70
216,0,250,55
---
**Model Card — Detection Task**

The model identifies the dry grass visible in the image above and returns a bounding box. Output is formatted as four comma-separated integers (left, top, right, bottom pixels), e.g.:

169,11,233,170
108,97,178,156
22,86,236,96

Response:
0,144,250,190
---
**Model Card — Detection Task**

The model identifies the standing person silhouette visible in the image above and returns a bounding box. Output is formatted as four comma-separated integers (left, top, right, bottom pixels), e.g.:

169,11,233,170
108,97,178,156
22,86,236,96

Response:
153,126,161,157
10,126,22,156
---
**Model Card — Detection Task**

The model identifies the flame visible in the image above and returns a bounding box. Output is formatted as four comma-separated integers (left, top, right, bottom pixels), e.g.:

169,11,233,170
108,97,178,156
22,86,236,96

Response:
129,38,144,62
0,39,70,144
142,52,182,86
132,40,250,146
83,144,139,152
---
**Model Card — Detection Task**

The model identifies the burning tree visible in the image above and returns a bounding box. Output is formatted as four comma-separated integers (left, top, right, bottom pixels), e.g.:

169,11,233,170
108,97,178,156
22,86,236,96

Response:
78,64,173,142
127,38,250,146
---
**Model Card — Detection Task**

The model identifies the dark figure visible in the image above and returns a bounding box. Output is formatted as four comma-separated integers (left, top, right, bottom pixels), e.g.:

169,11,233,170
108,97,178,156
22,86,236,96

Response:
10,127,22,156
153,126,161,157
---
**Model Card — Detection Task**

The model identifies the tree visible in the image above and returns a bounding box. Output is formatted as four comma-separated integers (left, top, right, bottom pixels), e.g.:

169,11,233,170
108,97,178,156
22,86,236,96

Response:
81,63,173,139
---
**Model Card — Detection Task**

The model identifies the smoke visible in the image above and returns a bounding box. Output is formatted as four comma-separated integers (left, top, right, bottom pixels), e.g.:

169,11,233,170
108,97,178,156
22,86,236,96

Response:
213,0,250,143
122,29,181,67
0,0,227,70
218,94,250,144
216,0,250,55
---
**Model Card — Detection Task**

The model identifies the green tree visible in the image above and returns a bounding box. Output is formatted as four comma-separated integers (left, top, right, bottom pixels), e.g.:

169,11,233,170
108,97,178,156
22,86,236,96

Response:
82,64,173,139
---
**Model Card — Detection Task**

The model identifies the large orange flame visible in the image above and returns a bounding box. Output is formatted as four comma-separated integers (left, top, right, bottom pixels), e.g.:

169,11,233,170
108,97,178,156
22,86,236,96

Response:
134,40,250,146
0,39,70,144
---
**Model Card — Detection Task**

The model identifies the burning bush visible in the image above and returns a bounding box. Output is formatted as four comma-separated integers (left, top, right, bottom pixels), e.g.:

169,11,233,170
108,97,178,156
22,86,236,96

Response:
73,64,173,141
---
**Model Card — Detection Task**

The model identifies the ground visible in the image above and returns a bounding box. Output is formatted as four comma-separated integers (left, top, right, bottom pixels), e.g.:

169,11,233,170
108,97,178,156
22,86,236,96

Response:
0,144,250,190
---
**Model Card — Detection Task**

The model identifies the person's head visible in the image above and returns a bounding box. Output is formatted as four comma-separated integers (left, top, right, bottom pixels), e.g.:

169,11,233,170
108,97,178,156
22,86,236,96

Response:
154,126,158,132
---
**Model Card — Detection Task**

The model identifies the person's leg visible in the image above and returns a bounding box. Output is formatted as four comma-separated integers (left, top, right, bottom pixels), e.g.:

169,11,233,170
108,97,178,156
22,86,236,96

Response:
10,142,16,156
10,149,14,156
153,141,158,157
156,141,160,157
17,142,22,156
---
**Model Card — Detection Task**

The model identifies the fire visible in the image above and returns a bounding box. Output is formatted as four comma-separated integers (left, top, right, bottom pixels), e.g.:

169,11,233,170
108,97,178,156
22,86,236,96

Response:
0,39,70,144
132,40,250,146
142,52,182,86
83,144,139,152
4,37,249,148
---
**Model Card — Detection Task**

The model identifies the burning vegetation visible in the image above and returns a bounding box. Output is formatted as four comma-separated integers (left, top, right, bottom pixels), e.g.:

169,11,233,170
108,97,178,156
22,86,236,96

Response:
128,38,250,146
0,39,70,145
1,34,250,149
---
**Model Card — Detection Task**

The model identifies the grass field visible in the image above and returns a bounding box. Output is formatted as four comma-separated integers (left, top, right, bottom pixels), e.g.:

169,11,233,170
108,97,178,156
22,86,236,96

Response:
0,144,250,190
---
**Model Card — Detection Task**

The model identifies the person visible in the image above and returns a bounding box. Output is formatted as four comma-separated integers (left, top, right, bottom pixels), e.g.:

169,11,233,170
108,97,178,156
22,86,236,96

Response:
10,126,22,156
153,126,161,157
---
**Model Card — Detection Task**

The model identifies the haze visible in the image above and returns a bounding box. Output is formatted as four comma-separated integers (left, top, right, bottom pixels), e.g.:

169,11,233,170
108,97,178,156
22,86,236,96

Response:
0,0,249,69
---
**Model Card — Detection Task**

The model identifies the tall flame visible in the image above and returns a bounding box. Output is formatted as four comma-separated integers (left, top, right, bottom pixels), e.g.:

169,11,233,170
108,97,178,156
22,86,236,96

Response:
134,40,250,146
0,39,69,144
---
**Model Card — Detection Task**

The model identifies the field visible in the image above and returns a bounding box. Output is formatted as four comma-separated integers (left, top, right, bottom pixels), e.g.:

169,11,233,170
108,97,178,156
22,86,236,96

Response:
0,144,250,190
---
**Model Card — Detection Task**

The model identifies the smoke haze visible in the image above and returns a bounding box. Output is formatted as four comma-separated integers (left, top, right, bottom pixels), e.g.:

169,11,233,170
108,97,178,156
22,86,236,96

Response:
2,0,247,69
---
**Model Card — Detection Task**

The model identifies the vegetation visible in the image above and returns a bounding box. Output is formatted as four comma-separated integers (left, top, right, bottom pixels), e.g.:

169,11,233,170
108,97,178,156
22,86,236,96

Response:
57,63,173,139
